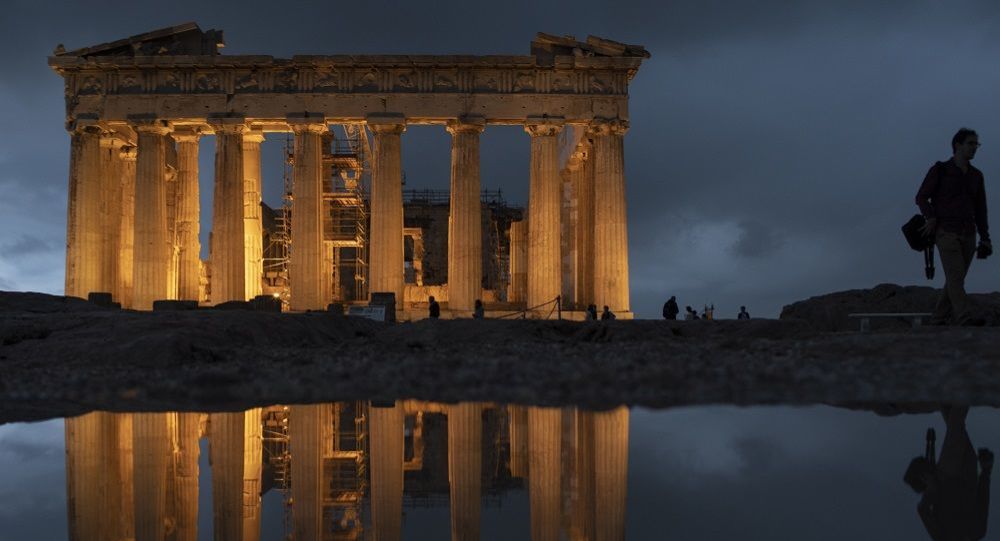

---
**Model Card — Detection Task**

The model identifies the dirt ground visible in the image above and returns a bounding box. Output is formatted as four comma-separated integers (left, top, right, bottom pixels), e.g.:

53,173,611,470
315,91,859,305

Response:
1,287,998,424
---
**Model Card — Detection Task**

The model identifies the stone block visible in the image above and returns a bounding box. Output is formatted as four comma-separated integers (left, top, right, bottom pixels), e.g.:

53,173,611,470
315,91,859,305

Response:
152,300,199,311
370,292,396,323
87,292,115,307
326,303,345,315
250,295,282,313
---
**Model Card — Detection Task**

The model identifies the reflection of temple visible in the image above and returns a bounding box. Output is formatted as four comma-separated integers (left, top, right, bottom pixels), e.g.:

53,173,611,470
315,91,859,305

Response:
64,402,629,540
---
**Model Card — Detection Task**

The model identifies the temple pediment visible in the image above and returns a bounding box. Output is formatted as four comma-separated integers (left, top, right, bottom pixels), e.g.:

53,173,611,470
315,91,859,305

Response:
53,22,223,58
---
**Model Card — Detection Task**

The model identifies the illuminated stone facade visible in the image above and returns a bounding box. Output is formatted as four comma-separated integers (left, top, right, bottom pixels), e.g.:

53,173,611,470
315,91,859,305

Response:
50,23,646,317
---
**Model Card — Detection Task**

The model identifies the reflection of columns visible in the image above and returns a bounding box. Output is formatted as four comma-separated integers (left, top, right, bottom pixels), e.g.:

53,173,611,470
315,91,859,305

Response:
525,119,563,311
528,407,561,541
210,119,247,303
368,115,406,305
289,120,327,311
243,408,263,541
590,120,630,313
593,407,629,541
133,413,170,541
573,144,594,308
448,403,482,541
211,409,262,541
66,412,127,541
570,411,595,541
174,413,200,541
508,404,529,477
447,118,485,312
65,124,103,298
290,404,324,540
369,402,404,541
243,130,265,301
133,121,172,310
508,220,528,304
119,414,136,540
119,147,137,309
173,130,202,302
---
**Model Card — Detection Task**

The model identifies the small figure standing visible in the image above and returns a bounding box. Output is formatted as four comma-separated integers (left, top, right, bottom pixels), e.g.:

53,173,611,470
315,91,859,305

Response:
428,296,440,319
662,296,679,320
601,305,616,320
586,304,598,320
738,306,750,320
685,306,699,321
473,299,485,319
915,127,991,325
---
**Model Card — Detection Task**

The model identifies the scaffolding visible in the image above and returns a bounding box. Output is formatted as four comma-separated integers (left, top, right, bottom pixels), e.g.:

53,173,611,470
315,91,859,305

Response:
324,125,370,302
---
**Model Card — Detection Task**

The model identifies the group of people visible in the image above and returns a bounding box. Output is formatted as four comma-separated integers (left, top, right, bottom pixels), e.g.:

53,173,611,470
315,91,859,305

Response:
661,296,751,321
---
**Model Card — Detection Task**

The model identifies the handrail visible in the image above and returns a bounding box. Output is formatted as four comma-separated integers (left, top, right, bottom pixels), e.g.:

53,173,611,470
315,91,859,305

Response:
493,295,562,320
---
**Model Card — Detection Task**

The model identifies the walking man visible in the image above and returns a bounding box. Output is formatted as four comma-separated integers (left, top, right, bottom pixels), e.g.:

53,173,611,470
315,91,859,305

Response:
916,128,992,325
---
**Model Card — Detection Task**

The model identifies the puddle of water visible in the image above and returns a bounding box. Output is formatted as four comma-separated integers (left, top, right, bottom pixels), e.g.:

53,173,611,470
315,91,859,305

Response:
0,403,996,540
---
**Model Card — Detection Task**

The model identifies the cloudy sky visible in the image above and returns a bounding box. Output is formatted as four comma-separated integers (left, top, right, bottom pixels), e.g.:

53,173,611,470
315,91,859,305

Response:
1,0,998,318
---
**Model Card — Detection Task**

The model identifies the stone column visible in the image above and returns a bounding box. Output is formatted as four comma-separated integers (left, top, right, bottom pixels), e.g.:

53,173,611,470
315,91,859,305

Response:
574,144,595,308
100,134,125,302
368,115,406,307
243,129,265,301
133,121,172,310
528,407,562,541
590,119,630,314
446,118,485,313
65,123,104,299
210,119,247,303
593,407,629,541
525,119,563,312
369,401,404,541
173,129,202,302
448,403,482,541
290,404,324,540
174,412,200,541
119,147,137,309
133,413,169,541
508,220,528,304
289,119,327,311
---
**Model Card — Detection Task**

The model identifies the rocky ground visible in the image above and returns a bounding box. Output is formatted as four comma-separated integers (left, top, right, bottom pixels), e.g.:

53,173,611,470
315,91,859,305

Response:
1,285,999,424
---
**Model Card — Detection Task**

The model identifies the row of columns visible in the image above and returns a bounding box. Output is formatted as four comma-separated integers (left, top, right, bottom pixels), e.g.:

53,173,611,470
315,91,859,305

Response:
65,115,628,313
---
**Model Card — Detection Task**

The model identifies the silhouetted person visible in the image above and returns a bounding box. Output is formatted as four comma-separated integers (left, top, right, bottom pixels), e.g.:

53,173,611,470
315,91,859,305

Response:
663,296,679,320
685,306,698,321
601,305,616,320
738,306,750,320
586,304,598,321
916,128,992,325
904,405,992,540
473,299,484,319
428,296,440,319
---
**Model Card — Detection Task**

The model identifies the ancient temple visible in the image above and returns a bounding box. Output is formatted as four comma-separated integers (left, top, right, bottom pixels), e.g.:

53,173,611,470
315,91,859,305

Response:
49,23,647,318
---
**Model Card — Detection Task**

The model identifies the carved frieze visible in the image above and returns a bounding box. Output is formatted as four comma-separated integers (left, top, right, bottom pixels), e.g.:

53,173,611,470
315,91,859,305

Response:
55,58,639,101
194,71,222,93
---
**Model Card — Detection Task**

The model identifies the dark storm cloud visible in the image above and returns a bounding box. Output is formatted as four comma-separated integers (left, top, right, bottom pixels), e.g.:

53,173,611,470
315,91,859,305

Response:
1,0,999,315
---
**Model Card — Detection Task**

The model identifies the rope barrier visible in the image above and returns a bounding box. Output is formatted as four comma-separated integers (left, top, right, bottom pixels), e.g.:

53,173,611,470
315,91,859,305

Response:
493,296,562,320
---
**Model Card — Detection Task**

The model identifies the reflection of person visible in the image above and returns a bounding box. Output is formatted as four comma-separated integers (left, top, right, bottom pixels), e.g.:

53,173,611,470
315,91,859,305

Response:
904,406,993,540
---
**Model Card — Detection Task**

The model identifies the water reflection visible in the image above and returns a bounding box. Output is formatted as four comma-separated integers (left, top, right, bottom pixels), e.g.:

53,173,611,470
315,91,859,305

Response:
904,406,992,540
63,402,629,541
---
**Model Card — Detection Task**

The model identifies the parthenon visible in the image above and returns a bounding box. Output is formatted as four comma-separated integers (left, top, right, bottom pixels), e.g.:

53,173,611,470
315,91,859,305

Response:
49,23,648,319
